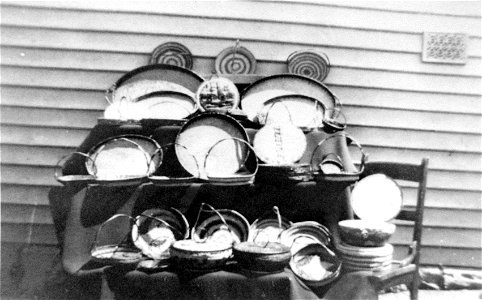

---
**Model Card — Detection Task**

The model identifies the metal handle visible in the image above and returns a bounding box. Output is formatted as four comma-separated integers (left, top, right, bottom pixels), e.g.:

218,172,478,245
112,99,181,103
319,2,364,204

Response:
309,132,367,175
192,203,236,245
203,137,258,180
258,100,294,126
54,152,96,179
134,213,183,242
91,137,155,177
153,142,200,178
91,214,135,254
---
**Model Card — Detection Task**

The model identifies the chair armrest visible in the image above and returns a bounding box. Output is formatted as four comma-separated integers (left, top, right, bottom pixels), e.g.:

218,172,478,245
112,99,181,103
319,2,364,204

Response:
392,241,417,268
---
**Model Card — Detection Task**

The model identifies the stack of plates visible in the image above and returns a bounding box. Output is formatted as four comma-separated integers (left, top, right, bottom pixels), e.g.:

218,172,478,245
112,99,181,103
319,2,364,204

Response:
336,242,393,272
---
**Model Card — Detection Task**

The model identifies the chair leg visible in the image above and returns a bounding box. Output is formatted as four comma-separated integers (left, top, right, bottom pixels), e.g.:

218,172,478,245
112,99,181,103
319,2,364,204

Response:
409,281,419,300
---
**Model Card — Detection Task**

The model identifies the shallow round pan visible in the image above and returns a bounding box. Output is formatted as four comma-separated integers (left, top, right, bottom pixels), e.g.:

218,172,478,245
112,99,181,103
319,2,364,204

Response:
91,245,144,266
112,80,196,104
85,134,162,180
351,174,403,222
175,113,249,178
112,64,204,94
241,74,340,119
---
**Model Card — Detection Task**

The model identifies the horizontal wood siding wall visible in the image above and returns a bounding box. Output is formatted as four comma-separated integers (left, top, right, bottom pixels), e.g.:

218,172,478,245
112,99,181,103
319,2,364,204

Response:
1,1,480,268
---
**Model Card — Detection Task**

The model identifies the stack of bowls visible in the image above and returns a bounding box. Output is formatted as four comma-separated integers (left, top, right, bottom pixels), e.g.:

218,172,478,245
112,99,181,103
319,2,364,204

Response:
337,174,403,273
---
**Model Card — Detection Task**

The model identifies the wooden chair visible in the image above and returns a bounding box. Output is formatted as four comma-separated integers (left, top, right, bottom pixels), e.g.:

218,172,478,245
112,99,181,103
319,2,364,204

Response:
354,158,429,300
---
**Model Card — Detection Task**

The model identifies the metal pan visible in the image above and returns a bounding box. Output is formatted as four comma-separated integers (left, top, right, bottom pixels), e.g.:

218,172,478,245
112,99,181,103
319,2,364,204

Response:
175,113,249,178
106,64,204,103
85,134,162,185
241,74,341,119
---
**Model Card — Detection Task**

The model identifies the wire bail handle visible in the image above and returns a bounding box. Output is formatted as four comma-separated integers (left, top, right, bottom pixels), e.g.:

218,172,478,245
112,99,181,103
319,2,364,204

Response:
192,203,237,245
90,137,156,177
134,213,183,245
203,137,258,180
252,206,284,247
309,132,367,174
151,142,201,179
54,151,97,179
91,214,136,258
257,99,294,126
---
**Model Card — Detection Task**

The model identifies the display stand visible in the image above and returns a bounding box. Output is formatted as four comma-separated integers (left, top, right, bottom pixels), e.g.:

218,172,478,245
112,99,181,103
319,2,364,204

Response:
52,120,367,299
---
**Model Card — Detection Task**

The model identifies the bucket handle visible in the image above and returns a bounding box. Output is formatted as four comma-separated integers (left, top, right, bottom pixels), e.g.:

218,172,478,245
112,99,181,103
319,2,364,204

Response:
91,214,136,257
192,203,236,245
203,137,258,180
150,142,200,179
54,152,97,179
90,137,157,177
309,132,367,175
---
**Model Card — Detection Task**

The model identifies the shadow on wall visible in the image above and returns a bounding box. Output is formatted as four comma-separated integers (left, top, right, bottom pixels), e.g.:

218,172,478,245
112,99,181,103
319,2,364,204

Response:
1,243,101,300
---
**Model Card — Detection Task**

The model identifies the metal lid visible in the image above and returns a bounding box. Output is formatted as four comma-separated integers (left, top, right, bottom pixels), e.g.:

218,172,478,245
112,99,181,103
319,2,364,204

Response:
351,174,403,222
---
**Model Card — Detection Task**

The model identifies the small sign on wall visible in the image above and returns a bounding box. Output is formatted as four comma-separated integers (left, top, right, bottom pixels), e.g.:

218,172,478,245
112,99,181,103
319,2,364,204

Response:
422,32,468,64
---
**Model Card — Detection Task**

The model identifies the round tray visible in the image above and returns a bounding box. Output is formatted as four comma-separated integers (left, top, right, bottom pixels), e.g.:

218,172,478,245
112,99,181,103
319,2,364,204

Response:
351,174,403,222
150,42,193,69
215,45,256,75
253,123,307,165
241,74,340,119
109,64,204,98
85,135,162,182
175,113,249,178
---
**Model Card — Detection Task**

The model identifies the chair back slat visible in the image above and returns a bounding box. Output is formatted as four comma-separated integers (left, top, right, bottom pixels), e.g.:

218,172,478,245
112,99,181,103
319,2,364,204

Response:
397,209,417,222
362,162,423,183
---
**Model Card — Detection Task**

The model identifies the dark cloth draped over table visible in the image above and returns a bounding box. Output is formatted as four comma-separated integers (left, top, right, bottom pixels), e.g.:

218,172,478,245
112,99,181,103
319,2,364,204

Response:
51,120,372,300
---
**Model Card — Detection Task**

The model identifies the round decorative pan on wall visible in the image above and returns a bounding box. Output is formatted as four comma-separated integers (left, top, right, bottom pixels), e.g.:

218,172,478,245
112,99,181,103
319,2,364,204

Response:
149,42,193,70
287,49,330,82
215,45,256,75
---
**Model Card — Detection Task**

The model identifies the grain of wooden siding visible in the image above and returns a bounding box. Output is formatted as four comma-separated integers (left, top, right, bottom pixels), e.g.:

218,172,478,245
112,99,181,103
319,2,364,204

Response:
4,26,481,73
2,6,480,56
1,124,90,147
1,203,53,225
344,106,481,134
314,1,482,17
348,126,481,153
1,184,52,205
402,188,481,210
1,106,103,128
392,246,481,268
391,226,482,249
336,86,482,116
0,86,106,110
1,223,58,245
3,39,482,78
361,146,482,172
3,2,480,36
1,144,75,166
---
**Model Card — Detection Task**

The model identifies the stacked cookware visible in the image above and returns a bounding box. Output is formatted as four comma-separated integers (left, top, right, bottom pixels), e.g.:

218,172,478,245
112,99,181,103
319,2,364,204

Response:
336,174,403,273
